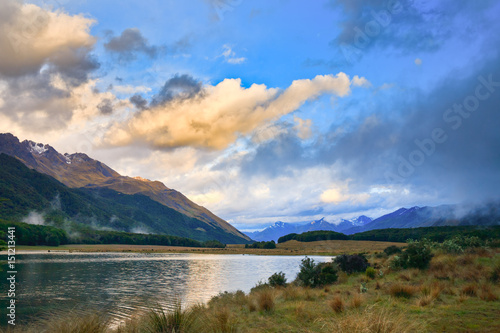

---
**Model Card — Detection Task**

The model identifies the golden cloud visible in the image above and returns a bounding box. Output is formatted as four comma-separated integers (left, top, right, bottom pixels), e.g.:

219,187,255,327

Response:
104,73,363,150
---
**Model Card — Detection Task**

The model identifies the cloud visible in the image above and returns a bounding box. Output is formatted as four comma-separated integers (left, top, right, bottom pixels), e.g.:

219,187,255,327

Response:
320,183,370,205
329,0,497,63
114,85,151,94
0,0,111,137
0,0,96,79
97,98,114,115
104,28,158,61
220,44,246,64
150,74,203,106
129,94,148,110
103,73,364,150
239,48,500,210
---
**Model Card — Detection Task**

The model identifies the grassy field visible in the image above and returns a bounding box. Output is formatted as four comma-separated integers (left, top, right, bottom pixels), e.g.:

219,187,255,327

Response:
12,239,406,255
3,242,499,332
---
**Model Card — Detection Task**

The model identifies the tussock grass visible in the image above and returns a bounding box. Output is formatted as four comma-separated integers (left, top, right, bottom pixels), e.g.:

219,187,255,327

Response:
146,301,197,333
256,288,275,312
327,304,425,333
350,293,364,308
329,296,344,313
479,283,498,301
23,312,109,333
461,283,478,297
388,283,418,299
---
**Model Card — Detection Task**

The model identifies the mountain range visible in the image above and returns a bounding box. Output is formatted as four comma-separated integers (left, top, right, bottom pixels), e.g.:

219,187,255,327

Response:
245,216,373,242
0,133,250,243
245,205,500,242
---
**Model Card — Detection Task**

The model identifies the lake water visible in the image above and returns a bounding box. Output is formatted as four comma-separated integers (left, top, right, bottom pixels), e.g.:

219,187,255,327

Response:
1,252,333,326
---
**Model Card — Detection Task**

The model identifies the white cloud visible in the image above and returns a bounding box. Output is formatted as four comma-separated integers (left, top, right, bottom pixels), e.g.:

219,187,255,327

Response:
113,85,151,94
220,44,246,64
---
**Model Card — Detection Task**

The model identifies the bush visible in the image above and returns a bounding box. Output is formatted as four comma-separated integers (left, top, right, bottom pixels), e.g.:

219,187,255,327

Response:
245,240,276,249
384,245,402,256
391,241,433,270
296,257,338,287
366,267,376,279
268,272,287,287
334,254,369,274
440,235,485,254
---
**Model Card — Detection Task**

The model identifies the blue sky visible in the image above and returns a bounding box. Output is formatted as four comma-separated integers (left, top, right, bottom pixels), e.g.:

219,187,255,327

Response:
1,0,499,231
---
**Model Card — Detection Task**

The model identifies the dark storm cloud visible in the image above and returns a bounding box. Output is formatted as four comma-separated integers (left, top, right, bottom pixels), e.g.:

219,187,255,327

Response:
97,99,114,115
328,0,496,63
238,53,500,204
104,28,159,61
150,74,203,106
47,49,100,86
129,94,148,110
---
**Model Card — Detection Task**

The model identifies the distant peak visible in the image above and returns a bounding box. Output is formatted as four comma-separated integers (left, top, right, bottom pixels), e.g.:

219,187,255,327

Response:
25,140,49,155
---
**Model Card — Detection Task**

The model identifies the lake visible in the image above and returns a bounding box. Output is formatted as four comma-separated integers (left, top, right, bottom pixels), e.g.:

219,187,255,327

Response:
1,252,333,326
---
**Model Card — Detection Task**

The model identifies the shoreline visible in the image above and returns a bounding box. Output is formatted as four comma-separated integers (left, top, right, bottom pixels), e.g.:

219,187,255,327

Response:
3,240,406,256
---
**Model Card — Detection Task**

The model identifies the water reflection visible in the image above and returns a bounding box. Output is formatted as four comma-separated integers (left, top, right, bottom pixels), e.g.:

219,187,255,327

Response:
1,252,333,326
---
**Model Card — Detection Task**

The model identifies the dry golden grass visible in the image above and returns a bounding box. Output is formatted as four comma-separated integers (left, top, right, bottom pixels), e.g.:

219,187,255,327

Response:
326,304,425,333
479,283,498,301
256,289,275,312
17,239,405,256
329,296,344,313
388,282,419,299
461,283,478,297
350,293,364,308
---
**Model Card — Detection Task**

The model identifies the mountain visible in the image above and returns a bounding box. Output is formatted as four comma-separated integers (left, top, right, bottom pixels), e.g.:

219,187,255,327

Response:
333,215,373,233
0,133,250,243
245,216,372,241
342,205,500,234
0,153,249,243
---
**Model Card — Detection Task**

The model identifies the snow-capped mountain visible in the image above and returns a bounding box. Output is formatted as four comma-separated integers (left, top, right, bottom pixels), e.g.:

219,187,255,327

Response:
244,216,373,241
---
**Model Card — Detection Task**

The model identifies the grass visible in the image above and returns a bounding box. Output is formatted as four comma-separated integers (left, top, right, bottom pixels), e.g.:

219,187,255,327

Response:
12,239,406,255
3,246,499,332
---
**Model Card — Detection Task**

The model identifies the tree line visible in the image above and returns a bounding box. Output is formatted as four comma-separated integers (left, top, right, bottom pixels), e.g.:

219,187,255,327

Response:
278,225,500,245
0,219,226,248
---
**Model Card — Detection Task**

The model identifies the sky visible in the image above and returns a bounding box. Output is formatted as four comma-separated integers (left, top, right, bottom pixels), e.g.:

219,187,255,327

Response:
0,0,499,231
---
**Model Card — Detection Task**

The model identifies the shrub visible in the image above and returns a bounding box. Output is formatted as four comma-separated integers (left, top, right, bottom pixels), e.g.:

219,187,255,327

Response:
366,267,376,279
245,240,276,249
391,242,433,270
384,245,402,256
268,271,287,287
296,257,338,287
296,257,317,287
334,254,369,274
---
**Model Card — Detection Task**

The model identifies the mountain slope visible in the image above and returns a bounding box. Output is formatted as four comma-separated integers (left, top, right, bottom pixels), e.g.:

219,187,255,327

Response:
342,205,500,234
0,133,250,242
0,153,249,243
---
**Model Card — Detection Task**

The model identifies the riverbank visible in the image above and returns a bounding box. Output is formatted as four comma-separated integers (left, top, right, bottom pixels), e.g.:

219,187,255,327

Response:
6,246,499,332
9,239,406,255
